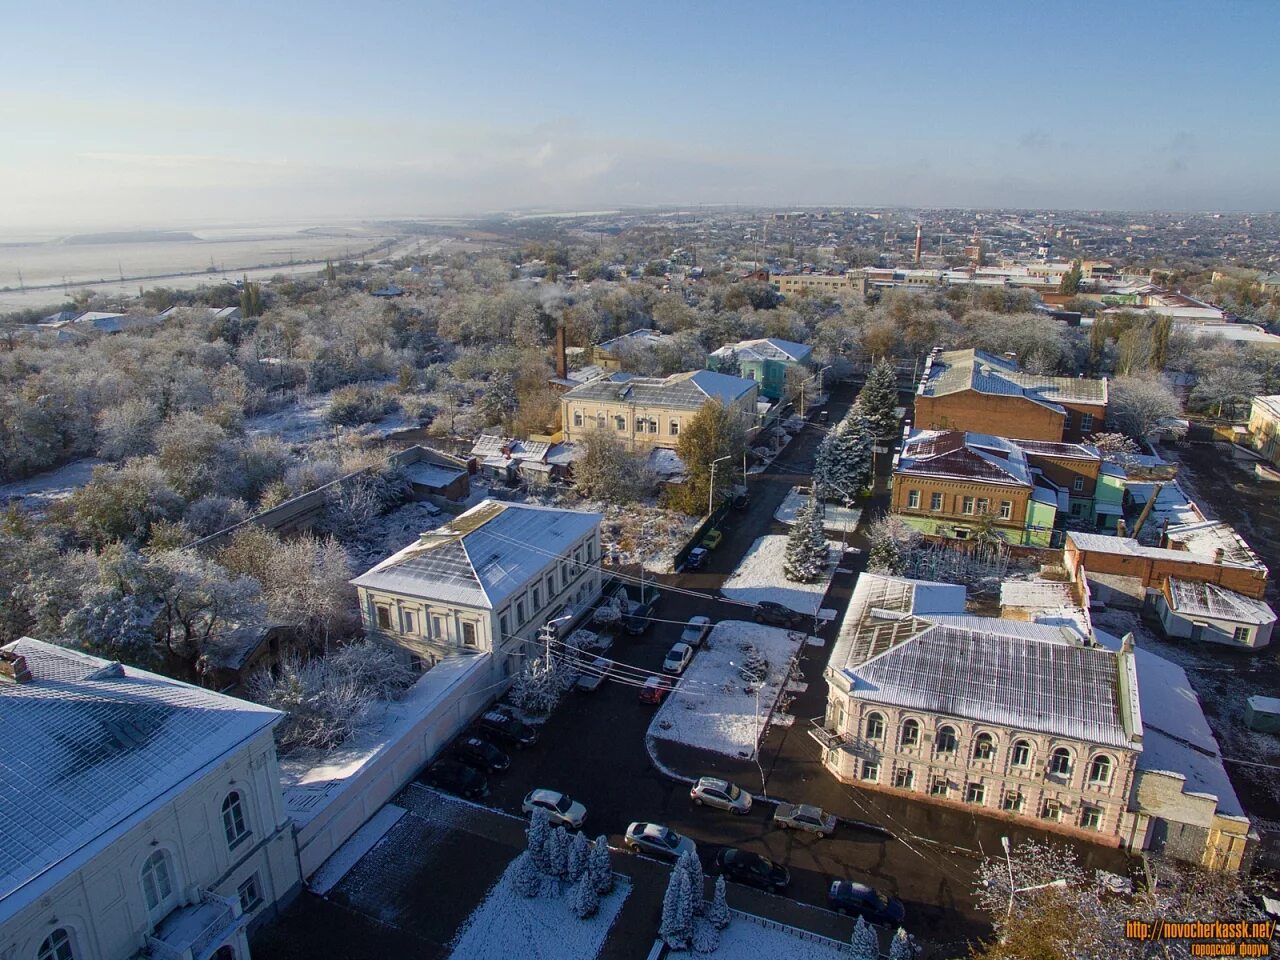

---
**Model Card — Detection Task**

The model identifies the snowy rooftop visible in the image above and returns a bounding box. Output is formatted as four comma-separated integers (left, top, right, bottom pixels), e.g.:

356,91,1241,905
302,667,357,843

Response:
919,349,1108,407
709,337,813,364
0,638,280,923
1165,578,1276,625
595,328,671,353
562,368,757,410
898,430,1033,486
351,500,601,609
403,461,468,489
1067,531,1265,570
1166,520,1265,570
1000,580,1076,609
829,573,966,671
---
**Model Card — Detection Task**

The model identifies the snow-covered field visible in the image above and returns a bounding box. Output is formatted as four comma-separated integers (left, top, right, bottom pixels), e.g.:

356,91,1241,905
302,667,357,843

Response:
774,487,862,534
720,535,841,617
703,911,853,960
0,457,103,508
649,621,806,759
446,854,630,960
244,379,417,446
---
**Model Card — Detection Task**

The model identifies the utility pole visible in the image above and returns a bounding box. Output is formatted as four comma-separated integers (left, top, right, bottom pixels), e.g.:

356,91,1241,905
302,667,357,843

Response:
709,455,732,516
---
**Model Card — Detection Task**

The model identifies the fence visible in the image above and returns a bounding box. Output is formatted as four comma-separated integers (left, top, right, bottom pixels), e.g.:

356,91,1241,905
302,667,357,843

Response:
670,503,731,572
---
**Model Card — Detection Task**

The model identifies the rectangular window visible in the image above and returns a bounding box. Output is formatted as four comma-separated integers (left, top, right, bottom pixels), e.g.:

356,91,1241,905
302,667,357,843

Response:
962,496,975,515
238,874,264,913
965,782,986,805
1072,477,1085,492
516,600,526,625
376,606,391,629
1071,502,1084,516
907,490,920,509
1081,413,1094,432
999,500,1012,520
930,492,943,511
432,616,443,639
531,586,541,611
402,611,416,633
1233,626,1251,643
929,777,949,797
573,411,583,427
586,540,595,562
499,614,509,639
1041,799,1061,822
1002,791,1024,813
462,622,478,648
954,527,971,540
615,415,626,432
860,760,880,782
649,419,658,434
893,768,914,790
1063,412,1073,428
670,420,680,435
546,573,555,597
976,497,989,515
1080,805,1102,830
561,561,570,584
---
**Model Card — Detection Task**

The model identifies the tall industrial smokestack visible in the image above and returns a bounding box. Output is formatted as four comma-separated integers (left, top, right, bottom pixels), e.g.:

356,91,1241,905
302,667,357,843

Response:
555,323,568,379
913,224,923,266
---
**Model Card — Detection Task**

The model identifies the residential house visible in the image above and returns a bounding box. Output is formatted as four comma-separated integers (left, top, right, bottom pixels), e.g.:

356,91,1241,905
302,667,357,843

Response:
913,348,1108,444
560,369,760,452
1064,531,1269,601
0,637,301,960
1155,578,1276,649
1247,395,1280,467
591,329,673,371
351,500,603,679
468,435,577,485
707,337,814,401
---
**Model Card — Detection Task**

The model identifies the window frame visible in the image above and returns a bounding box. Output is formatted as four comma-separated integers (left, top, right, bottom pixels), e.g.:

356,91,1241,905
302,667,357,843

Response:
1233,625,1251,643
669,419,680,436
964,782,986,805
1087,754,1113,786
1049,747,1073,778
38,928,76,960
860,760,880,782
973,732,995,761
892,767,914,790
999,500,1013,520
962,496,975,515
141,849,176,921
221,791,250,850
1080,805,1103,830
461,621,478,648
907,490,920,509
936,725,958,754
375,605,391,629
865,712,885,740
930,491,943,512
1010,739,1032,768
238,873,264,913
900,718,920,747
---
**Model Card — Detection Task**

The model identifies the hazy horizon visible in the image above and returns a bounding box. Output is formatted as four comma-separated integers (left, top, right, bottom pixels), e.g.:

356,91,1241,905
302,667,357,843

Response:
4,0,1279,231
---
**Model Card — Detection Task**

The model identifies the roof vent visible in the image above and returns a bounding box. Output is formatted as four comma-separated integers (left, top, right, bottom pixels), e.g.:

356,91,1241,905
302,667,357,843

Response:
869,607,910,622
0,650,33,684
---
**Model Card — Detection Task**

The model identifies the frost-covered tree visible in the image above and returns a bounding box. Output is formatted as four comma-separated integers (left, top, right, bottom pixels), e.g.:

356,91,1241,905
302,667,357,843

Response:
183,495,250,538
570,873,600,919
888,926,916,960
676,849,705,916
572,428,652,503
1109,375,1184,442
508,653,569,715
849,916,879,960
855,360,900,441
587,836,614,895
546,826,570,879
70,460,186,547
706,875,730,930
865,514,923,576
512,851,543,899
526,807,553,874
568,829,590,882
690,920,720,954
813,411,874,502
145,548,263,674
659,867,693,949
784,494,827,583
95,397,161,461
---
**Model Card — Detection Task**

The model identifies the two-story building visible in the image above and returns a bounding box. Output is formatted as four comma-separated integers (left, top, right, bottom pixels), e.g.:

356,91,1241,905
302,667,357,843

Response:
914,348,1109,443
591,329,673,371
0,637,301,960
559,369,760,452
706,338,813,402
351,500,603,680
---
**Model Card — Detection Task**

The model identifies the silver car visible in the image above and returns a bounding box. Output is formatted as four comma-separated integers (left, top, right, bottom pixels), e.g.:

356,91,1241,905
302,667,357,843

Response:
680,616,712,647
773,802,837,836
624,822,697,860
690,777,752,815
523,789,587,829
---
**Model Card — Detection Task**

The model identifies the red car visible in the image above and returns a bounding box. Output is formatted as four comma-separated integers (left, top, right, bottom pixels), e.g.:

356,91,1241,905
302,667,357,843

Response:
640,675,673,704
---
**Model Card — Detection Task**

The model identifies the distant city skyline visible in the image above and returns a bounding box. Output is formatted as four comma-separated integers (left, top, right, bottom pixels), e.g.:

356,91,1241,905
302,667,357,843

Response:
3,0,1278,230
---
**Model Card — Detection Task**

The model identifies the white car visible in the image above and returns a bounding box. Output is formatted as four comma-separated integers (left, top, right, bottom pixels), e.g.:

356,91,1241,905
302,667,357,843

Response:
690,776,752,815
680,616,712,647
662,642,694,675
522,789,587,828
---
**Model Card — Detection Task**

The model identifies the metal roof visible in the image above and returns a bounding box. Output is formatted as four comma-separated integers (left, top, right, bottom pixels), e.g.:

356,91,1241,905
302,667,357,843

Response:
897,430,1033,486
1067,531,1265,571
562,369,756,411
919,349,1108,406
0,638,280,923
1165,578,1276,625
351,500,601,609
710,338,813,364
1165,520,1264,569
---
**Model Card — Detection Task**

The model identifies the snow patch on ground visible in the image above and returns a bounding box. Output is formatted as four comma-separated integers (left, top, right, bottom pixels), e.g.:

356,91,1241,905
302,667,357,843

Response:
702,910,853,960
525,493,699,573
244,379,420,446
774,487,862,534
720,535,839,616
649,620,806,758
308,804,406,894
446,855,630,960
0,457,104,508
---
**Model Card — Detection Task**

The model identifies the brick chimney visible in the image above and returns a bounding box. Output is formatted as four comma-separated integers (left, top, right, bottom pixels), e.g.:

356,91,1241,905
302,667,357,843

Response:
0,649,33,683
555,323,568,380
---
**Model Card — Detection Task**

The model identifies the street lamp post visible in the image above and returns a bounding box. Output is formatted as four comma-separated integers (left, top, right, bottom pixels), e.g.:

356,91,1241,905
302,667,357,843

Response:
709,454,732,516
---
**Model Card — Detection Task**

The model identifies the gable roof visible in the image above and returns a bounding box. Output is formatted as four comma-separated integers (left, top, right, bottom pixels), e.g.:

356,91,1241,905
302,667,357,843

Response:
919,349,1108,408
595,328,670,353
1165,578,1276,625
1067,531,1267,572
350,500,601,609
897,430,1033,486
0,638,281,923
562,369,756,411
710,338,813,364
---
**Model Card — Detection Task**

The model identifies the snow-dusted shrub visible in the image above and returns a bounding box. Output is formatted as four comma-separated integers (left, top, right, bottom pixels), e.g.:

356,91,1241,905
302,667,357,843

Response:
706,876,730,930
850,916,879,959
659,867,693,949
690,919,720,954
325,385,399,426
737,646,769,684
570,873,600,919
588,836,614,895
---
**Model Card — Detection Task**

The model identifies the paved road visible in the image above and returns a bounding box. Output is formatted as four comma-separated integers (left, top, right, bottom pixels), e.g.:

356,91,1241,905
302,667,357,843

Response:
427,381,1129,953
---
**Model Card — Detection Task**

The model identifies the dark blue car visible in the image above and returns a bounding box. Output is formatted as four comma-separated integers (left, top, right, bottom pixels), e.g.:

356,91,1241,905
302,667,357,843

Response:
828,881,906,925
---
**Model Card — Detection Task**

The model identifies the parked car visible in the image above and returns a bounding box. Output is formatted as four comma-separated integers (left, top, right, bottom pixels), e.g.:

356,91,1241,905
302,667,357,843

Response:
575,656,610,692
732,489,750,511
752,601,804,628
690,776,752,815
715,848,789,891
522,789,587,828
700,528,723,551
453,735,510,773
662,642,694,675
773,802,837,836
680,616,712,647
623,599,658,635
685,546,709,570
423,759,488,799
478,709,538,748
828,881,906,925
818,409,829,424
624,822,696,860
639,675,674,704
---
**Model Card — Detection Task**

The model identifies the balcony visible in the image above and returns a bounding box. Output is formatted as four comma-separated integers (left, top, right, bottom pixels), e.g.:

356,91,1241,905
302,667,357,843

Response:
808,718,850,751
147,891,247,960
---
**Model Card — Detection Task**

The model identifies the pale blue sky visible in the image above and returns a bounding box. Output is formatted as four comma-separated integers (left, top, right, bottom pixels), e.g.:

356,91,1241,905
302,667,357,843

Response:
2,0,1277,228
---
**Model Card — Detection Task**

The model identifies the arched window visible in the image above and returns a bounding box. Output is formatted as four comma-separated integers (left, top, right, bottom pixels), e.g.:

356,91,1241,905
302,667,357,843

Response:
141,849,176,920
865,712,885,740
1088,754,1113,786
973,732,995,761
936,725,958,753
222,792,249,849
900,719,920,747
1010,740,1032,768
38,929,75,960
1049,747,1073,777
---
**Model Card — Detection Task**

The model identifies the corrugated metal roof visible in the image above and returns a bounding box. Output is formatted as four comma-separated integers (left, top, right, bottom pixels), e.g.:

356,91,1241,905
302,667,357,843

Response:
0,638,280,923
898,430,1033,486
563,369,756,410
920,349,1107,406
1068,531,1265,571
710,338,813,364
1166,578,1276,624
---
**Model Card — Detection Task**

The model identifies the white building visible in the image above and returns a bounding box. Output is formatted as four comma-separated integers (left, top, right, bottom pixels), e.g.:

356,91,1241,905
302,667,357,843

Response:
0,637,301,960
1155,578,1276,649
351,500,603,678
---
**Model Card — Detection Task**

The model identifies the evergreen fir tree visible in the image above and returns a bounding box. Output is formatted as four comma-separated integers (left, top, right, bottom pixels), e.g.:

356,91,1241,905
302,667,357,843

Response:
856,360,900,441
867,534,904,575
546,826,570,878
568,829,590,881
527,807,553,873
588,835,614,894
784,493,827,583
690,920,721,954
889,926,916,960
706,876,730,930
850,916,880,960
571,872,600,919
676,849,705,916
511,851,543,898
659,868,693,949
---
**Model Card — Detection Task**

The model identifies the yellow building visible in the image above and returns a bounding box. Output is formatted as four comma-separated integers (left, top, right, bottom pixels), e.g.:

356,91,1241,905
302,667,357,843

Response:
771,271,867,298
560,369,760,451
